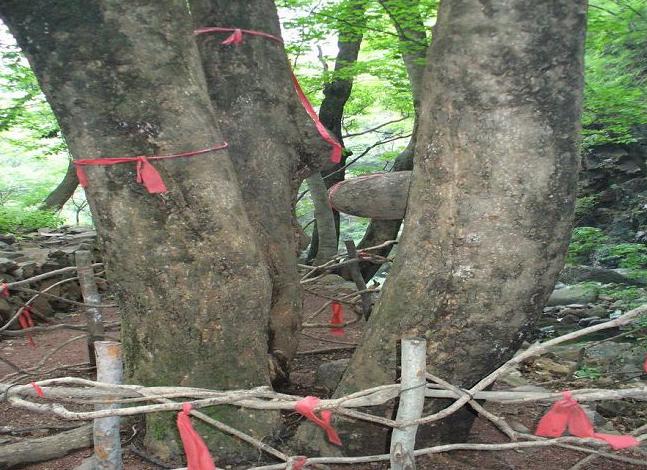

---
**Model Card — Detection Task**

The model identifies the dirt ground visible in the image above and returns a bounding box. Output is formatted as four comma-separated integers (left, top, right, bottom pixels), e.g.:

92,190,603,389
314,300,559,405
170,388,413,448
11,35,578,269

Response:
0,287,645,469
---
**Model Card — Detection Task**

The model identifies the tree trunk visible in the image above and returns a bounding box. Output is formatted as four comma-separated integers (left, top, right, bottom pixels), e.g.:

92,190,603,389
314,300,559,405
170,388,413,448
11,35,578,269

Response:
307,173,338,265
1,0,279,463
306,0,368,262
39,160,78,212
300,0,587,456
189,0,330,380
357,0,428,280
0,424,92,468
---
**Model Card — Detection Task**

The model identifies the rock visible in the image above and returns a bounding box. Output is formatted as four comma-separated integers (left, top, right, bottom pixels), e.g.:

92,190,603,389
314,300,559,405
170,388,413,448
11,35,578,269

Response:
0,298,12,321
0,233,16,244
578,317,609,328
547,285,599,306
316,274,357,291
0,258,18,273
17,262,37,279
585,342,645,375
559,314,580,324
498,367,529,387
559,265,646,286
315,359,350,391
533,357,575,375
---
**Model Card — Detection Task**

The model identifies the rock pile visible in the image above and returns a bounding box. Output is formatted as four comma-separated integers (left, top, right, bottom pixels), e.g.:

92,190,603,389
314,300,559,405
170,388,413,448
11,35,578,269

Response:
0,226,100,327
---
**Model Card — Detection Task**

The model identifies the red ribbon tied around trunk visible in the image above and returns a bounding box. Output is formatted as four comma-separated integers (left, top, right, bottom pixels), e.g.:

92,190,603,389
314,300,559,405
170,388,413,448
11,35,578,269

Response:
31,382,45,398
294,396,342,446
0,283,8,298
535,391,639,450
18,306,36,347
193,27,343,164
176,403,217,470
74,143,228,194
329,302,345,336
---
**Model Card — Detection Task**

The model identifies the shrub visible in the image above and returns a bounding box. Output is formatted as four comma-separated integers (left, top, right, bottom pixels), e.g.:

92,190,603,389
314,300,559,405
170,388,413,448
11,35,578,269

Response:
566,227,608,265
0,206,63,233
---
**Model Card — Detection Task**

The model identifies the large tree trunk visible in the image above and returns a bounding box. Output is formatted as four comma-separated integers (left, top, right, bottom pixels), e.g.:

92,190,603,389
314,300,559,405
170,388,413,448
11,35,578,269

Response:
356,0,428,280
40,160,79,212
1,0,279,464
299,0,587,456
189,0,330,380
306,0,368,263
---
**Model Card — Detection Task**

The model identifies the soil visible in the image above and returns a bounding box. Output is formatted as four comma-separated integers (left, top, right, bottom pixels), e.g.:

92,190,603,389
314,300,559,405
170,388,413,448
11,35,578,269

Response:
0,283,644,469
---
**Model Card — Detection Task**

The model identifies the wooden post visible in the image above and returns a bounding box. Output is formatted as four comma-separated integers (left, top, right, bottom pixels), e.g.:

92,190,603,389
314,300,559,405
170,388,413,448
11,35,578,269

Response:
344,240,372,319
390,337,427,470
94,341,123,470
75,250,104,367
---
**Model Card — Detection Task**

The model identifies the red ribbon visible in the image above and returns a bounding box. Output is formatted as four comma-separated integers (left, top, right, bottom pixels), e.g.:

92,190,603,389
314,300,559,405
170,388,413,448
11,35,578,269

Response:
0,283,8,298
31,382,45,398
18,306,36,348
193,27,343,164
294,396,342,446
329,302,345,337
644,356,647,373
74,143,229,194
291,456,308,470
177,403,217,470
535,391,639,450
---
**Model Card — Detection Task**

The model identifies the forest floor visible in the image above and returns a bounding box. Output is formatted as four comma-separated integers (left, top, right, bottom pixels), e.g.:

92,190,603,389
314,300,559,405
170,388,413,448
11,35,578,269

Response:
0,283,645,470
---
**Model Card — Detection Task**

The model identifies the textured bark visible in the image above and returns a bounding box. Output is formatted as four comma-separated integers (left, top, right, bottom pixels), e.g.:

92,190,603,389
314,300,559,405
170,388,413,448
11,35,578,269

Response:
0,424,92,467
1,0,278,463
40,160,78,211
306,0,369,262
357,0,428,280
301,0,587,456
190,0,330,379
329,171,411,220
307,173,338,265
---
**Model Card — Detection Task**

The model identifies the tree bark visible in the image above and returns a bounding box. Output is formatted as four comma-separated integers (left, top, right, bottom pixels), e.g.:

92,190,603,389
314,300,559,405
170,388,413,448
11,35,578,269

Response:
300,0,587,456
356,0,428,280
307,173,338,265
0,424,92,468
328,171,411,220
189,0,330,380
1,0,279,463
306,0,369,262
39,160,78,212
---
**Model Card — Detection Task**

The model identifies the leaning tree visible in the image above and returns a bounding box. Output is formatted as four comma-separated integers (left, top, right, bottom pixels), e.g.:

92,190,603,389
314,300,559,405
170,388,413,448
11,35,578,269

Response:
297,0,587,456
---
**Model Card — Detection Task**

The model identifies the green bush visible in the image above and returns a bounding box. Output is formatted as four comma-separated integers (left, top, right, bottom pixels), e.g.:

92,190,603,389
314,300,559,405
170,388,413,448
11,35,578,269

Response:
598,243,647,269
0,206,63,233
566,227,608,265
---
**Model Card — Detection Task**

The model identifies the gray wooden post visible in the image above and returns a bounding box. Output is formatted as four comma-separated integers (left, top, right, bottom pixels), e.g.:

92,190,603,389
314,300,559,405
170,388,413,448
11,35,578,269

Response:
94,341,123,470
390,337,427,470
75,250,104,367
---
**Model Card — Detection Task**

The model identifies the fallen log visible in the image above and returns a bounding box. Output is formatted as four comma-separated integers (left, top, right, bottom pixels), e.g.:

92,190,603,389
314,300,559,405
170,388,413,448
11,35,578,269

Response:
0,423,92,468
328,171,411,220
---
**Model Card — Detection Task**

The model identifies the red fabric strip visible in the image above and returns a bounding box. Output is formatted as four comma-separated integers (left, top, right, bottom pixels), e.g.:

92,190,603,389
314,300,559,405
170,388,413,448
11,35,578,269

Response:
18,307,36,348
329,302,345,337
31,382,45,398
535,391,638,450
0,283,8,298
176,403,217,470
74,143,228,194
291,456,308,470
294,396,342,446
193,27,343,164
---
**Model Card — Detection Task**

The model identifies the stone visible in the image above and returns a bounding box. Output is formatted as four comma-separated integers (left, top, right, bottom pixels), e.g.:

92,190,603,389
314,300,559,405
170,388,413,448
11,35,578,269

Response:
585,342,645,375
578,317,609,328
559,265,646,286
533,357,575,375
17,262,37,279
315,359,350,391
0,257,18,273
0,233,16,244
547,285,599,306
